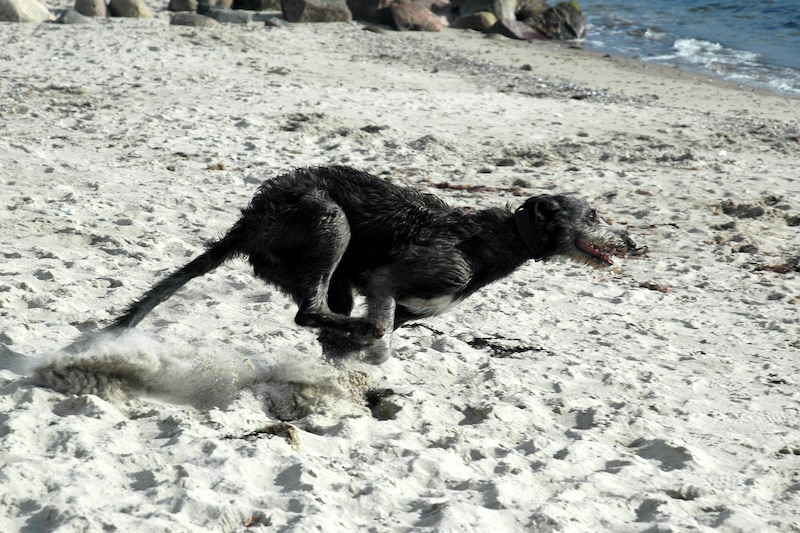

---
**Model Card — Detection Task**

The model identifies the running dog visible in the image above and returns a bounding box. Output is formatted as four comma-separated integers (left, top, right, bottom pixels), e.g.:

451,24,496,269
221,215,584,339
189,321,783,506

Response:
82,166,640,363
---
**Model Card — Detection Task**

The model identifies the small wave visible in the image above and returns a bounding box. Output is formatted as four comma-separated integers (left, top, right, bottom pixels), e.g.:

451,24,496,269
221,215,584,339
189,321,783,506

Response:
634,37,799,96
666,38,800,95
672,38,760,67
582,0,800,96
642,28,669,41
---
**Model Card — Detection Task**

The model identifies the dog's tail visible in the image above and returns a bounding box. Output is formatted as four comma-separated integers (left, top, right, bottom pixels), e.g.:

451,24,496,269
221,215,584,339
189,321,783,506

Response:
105,229,243,332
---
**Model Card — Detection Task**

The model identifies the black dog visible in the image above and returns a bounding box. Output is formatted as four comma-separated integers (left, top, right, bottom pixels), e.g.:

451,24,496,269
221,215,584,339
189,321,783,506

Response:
86,166,639,363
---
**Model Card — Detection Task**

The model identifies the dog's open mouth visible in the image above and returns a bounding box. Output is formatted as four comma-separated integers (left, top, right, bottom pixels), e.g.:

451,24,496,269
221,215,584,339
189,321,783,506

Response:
575,239,615,266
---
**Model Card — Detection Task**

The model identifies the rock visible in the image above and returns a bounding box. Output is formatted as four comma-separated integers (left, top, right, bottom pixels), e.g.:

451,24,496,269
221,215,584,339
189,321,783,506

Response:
516,0,546,13
74,0,107,17
57,7,93,22
450,0,513,21
197,3,253,22
491,0,513,20
170,11,221,25
520,0,586,40
389,0,442,31
412,0,449,17
451,9,495,31
263,14,290,25
280,0,351,22
0,0,54,22
346,0,391,23
168,0,198,12
233,0,281,10
486,18,544,40
108,0,154,18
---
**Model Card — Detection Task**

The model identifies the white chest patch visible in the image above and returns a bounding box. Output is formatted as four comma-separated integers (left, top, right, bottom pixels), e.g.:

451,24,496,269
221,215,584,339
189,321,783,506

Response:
398,294,463,317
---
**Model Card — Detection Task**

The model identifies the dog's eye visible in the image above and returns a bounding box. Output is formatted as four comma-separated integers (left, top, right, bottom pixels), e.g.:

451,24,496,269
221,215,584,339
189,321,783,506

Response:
588,209,599,223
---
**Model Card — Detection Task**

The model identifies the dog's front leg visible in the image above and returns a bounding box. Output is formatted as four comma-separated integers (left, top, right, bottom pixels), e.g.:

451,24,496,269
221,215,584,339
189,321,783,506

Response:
317,270,395,364
362,269,396,364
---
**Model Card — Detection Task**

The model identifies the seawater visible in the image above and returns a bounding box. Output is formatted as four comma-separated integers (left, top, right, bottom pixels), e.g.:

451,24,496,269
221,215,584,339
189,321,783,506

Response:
578,0,800,96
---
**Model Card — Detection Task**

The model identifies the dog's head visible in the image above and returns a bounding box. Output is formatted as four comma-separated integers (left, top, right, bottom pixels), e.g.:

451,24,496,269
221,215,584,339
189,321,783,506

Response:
515,195,642,267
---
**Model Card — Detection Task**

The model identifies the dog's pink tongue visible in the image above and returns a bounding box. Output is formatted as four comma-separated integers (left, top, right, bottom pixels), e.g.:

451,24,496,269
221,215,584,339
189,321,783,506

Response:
576,240,614,265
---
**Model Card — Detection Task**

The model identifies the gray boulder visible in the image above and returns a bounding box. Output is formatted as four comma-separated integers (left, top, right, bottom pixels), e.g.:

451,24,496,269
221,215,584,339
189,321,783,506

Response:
197,3,253,22
450,0,514,21
389,0,442,31
57,8,93,22
519,0,586,39
515,0,546,13
74,0,107,17
281,0,351,22
451,9,495,30
411,0,449,17
232,0,281,10
168,0,198,11
346,0,390,23
0,0,54,22
486,18,544,40
108,0,154,17
170,11,221,25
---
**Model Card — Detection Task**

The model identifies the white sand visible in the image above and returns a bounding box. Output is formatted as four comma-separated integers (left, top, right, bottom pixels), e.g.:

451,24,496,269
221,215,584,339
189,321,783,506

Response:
1,6,799,531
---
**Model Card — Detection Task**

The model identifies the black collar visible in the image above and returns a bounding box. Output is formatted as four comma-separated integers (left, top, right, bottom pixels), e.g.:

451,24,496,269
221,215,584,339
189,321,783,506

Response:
515,205,544,260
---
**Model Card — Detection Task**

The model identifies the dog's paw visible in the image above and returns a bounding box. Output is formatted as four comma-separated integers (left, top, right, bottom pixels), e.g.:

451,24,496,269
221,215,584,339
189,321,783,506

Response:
361,339,390,365
372,323,387,339
318,328,371,358
318,328,391,364
348,319,385,340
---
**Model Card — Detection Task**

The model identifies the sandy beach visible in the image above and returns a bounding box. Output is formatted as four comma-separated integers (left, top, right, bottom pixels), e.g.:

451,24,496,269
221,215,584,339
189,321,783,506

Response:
1,4,799,531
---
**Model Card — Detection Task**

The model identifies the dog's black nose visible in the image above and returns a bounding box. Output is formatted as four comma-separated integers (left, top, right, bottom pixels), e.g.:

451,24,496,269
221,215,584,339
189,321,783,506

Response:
624,234,647,256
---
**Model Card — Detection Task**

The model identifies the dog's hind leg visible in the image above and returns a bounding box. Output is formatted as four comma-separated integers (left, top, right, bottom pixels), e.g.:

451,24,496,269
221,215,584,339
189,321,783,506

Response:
286,196,383,340
315,274,363,360
314,272,365,360
326,271,355,316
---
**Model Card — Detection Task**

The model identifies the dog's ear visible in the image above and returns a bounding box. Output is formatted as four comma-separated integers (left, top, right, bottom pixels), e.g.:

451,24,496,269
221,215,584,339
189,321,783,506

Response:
516,196,561,259
522,196,561,222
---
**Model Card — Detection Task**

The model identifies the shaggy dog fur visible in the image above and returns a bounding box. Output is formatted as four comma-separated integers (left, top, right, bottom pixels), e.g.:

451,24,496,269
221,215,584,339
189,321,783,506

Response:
79,166,640,363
